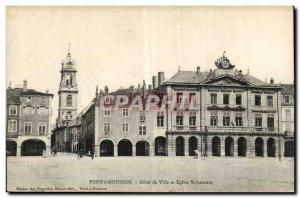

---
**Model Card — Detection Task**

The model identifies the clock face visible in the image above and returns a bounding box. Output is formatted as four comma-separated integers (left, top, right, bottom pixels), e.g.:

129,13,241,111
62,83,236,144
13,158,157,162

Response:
222,60,229,68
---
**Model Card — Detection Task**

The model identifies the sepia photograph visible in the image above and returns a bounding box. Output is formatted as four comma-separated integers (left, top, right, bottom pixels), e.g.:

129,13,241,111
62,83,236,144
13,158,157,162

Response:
5,6,295,193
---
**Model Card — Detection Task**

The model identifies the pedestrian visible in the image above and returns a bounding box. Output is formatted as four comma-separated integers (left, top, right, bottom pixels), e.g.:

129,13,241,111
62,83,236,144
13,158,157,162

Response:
77,147,81,159
90,148,95,160
194,150,199,159
80,148,83,158
42,149,46,158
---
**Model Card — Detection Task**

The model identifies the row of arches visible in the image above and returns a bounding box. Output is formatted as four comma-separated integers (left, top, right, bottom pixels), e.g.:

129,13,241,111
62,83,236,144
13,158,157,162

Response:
6,139,46,156
99,137,167,157
211,137,276,157
6,138,294,157
174,136,279,157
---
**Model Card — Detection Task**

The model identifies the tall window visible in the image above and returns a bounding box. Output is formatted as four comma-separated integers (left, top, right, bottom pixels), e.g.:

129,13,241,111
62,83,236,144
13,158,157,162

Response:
255,113,262,128
139,125,146,135
236,94,242,105
9,106,17,115
189,111,196,130
210,111,218,126
223,112,230,126
157,111,164,127
122,108,128,117
122,122,128,132
38,122,47,135
267,114,274,129
284,95,290,103
267,95,273,107
140,113,146,123
211,94,217,105
104,122,111,134
41,97,45,103
235,112,243,127
176,111,184,128
104,108,111,117
66,95,72,106
255,95,261,106
223,94,229,105
189,92,196,103
176,93,183,103
24,122,32,135
8,120,17,132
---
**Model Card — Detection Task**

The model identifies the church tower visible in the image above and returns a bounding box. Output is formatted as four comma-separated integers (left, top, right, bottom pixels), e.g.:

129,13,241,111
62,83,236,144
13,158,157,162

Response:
58,44,78,126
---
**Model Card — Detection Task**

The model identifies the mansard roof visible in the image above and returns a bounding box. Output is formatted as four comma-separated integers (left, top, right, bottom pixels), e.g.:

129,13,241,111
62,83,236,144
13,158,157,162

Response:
164,53,279,87
281,84,294,95
164,69,269,87
7,88,21,104
6,87,53,104
166,71,209,84
20,89,54,97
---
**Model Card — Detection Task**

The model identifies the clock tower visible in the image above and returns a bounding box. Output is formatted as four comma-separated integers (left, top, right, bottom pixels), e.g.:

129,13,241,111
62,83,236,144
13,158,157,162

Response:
58,45,78,126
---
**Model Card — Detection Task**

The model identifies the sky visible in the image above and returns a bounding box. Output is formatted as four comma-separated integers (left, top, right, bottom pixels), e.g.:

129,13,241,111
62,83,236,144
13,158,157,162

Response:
6,6,294,122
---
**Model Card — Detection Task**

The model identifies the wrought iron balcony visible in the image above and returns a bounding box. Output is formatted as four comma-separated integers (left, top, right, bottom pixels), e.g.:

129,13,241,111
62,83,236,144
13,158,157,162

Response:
173,125,201,132
170,125,281,134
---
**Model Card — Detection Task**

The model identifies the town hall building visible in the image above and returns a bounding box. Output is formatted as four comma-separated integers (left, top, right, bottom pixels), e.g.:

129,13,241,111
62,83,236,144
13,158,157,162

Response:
52,51,294,159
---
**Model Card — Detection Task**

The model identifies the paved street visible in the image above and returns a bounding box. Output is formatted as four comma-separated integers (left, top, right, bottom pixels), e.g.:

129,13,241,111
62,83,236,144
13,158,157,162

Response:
7,153,294,192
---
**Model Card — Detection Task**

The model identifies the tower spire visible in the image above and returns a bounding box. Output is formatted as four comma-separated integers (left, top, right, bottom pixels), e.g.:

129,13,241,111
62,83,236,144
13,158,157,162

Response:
68,43,71,55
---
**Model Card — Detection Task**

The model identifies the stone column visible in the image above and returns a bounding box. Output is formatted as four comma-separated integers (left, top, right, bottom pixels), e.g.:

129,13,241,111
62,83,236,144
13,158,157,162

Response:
234,137,238,157
132,145,136,157
95,144,100,157
184,136,189,156
263,137,267,157
16,146,21,157
45,145,51,156
114,145,118,157
246,136,252,157
149,145,154,156
221,136,225,156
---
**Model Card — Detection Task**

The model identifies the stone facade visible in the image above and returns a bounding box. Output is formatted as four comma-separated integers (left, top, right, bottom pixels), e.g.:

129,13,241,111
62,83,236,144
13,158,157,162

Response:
89,54,290,158
281,84,294,157
6,80,53,156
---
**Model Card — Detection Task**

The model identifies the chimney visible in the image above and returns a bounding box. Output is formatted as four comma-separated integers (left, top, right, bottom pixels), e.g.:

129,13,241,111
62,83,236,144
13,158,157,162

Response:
158,72,165,87
137,83,141,91
46,89,49,94
152,75,158,89
270,78,274,84
196,66,200,74
104,85,108,94
142,80,146,95
95,85,99,98
23,80,28,92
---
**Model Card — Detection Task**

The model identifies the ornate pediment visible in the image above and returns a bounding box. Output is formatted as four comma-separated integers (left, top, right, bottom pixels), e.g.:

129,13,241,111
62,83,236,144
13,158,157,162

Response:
202,75,251,86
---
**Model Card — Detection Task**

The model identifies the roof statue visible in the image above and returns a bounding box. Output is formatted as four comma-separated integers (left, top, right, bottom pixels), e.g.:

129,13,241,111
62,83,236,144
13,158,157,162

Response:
215,51,235,70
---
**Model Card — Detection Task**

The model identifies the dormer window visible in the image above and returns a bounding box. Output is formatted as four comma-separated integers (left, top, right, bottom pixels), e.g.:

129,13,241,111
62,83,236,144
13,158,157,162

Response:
26,97,32,103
